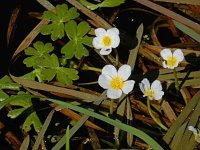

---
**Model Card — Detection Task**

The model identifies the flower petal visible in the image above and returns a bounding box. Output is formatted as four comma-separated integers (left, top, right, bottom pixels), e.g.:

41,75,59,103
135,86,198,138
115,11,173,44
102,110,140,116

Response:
162,61,168,68
102,65,117,78
107,88,122,99
121,80,135,94
140,78,150,93
92,37,103,49
154,90,164,100
173,49,184,62
95,28,106,36
118,65,131,81
160,48,172,60
100,48,112,55
98,74,111,89
188,126,196,133
107,28,119,35
151,80,162,91
111,35,120,48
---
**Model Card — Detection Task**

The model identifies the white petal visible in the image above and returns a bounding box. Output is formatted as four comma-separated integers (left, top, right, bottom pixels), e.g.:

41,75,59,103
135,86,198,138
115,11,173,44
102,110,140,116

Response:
162,61,168,68
151,80,162,91
100,48,112,55
102,65,117,78
107,28,119,35
139,78,150,94
118,65,131,81
141,78,150,89
188,126,196,132
95,28,106,36
111,35,120,48
92,37,103,49
121,80,135,94
98,74,111,89
154,90,164,100
107,88,122,99
173,49,184,62
160,48,172,60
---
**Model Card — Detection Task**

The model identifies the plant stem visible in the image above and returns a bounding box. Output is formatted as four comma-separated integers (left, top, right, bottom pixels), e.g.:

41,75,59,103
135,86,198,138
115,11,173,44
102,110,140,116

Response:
173,68,179,90
110,99,114,115
77,81,98,85
147,98,168,131
81,64,102,73
114,48,119,67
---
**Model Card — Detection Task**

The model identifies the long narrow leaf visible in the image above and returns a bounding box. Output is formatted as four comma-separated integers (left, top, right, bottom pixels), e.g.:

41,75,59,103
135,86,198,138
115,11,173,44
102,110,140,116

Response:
47,98,164,150
33,110,55,150
19,135,30,150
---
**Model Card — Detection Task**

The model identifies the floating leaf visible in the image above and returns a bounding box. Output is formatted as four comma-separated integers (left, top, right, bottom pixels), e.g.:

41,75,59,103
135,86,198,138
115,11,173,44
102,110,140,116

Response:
56,67,79,85
23,41,54,68
61,20,92,59
40,4,79,41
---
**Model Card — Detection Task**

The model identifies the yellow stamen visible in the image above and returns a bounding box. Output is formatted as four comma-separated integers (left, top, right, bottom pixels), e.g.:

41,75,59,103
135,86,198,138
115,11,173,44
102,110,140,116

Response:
102,36,112,47
110,77,124,90
144,89,155,99
167,57,177,68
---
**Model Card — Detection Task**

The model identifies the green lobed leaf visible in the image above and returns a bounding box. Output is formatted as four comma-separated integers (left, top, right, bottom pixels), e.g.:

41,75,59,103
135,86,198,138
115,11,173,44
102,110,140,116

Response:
22,112,42,133
65,20,77,39
62,20,91,59
56,67,79,85
41,4,79,41
64,7,79,22
23,41,54,67
77,21,91,38
61,40,76,59
75,43,89,59
0,75,21,90
0,90,9,102
7,108,27,119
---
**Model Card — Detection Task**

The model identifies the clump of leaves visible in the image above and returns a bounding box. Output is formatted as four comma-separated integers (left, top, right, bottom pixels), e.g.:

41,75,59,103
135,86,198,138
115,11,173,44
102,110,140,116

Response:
0,76,21,108
7,91,42,132
61,20,93,59
23,41,79,85
79,0,125,10
40,4,80,41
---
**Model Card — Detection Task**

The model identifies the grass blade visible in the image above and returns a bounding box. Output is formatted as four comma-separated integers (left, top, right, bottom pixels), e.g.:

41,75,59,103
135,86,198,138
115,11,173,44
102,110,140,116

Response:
47,97,164,150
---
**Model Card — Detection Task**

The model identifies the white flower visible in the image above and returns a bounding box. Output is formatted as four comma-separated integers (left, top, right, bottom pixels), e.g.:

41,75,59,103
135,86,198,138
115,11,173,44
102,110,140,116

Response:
98,64,135,99
188,126,200,143
160,48,184,69
139,78,164,100
92,28,120,55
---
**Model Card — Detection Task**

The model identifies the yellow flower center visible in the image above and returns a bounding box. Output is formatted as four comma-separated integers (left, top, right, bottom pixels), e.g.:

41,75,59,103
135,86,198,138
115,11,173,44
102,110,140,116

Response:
144,89,155,99
102,36,112,47
167,56,177,68
110,77,124,90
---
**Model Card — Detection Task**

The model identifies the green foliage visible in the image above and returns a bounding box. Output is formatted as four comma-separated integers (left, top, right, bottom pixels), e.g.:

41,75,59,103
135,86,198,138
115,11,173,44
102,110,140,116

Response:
79,0,125,10
0,75,21,103
0,75,21,90
61,20,93,59
40,4,80,41
7,92,42,132
23,45,79,84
